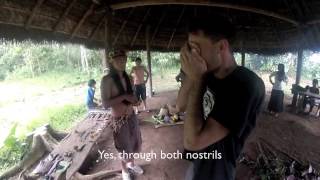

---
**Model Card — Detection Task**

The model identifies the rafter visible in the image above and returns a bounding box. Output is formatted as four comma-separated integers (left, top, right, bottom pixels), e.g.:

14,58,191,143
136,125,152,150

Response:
53,0,77,32
25,0,45,29
150,6,168,45
110,0,299,26
112,8,135,46
70,3,95,39
130,8,151,47
299,0,320,45
89,14,107,40
283,0,309,48
167,6,185,49
307,20,320,25
1,6,56,21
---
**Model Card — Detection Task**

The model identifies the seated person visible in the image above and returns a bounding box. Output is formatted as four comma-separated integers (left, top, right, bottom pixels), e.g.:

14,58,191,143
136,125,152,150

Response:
86,79,99,110
303,79,319,114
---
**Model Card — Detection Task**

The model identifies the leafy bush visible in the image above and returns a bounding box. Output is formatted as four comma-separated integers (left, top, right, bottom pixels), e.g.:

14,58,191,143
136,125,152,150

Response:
0,124,29,174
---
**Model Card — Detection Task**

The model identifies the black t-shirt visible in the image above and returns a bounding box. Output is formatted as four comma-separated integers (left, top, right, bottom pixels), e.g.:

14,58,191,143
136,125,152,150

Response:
185,66,265,180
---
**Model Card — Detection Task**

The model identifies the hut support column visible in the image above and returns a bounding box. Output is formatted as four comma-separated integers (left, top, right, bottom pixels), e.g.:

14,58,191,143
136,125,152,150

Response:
146,25,153,97
291,49,303,106
241,52,245,66
103,9,112,72
296,49,303,85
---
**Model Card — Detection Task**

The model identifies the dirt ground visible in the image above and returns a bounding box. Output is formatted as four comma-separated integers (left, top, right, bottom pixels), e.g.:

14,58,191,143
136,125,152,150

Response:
86,90,320,180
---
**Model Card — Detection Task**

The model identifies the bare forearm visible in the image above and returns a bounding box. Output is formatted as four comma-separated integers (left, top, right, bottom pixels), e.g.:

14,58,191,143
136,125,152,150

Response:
102,95,126,108
184,80,205,148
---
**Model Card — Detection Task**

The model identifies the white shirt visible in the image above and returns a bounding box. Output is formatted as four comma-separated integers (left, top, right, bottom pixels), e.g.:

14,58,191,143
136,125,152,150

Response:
271,72,288,91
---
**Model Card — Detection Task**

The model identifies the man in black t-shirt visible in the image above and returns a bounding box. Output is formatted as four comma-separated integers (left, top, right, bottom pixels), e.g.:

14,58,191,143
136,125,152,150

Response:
178,16,265,180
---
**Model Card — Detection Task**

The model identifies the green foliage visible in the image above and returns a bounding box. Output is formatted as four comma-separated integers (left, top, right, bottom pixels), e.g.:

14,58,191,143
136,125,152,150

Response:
243,53,297,76
0,42,102,81
0,124,29,174
8,68,102,91
26,104,86,132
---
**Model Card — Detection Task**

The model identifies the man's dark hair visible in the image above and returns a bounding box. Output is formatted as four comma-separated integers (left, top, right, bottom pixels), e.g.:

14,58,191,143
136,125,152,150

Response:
88,79,96,87
135,57,142,62
276,64,286,82
187,15,235,43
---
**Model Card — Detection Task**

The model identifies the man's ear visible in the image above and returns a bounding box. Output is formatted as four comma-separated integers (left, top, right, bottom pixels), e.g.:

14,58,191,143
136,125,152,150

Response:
219,39,229,52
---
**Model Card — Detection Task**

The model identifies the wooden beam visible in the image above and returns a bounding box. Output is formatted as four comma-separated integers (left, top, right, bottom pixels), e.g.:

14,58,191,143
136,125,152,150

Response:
307,19,320,25
104,8,113,69
290,0,317,46
241,52,245,66
269,21,283,46
89,14,107,40
300,0,320,44
130,8,151,47
112,8,135,46
296,49,303,85
291,48,303,106
110,0,299,26
167,6,185,49
53,0,77,32
150,6,168,45
70,3,95,39
146,25,153,97
282,0,309,49
25,0,45,29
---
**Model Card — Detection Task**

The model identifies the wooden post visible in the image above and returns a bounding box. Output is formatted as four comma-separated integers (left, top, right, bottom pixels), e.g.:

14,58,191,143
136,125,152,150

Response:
103,9,112,73
291,49,303,106
146,25,153,97
241,52,245,66
296,49,303,85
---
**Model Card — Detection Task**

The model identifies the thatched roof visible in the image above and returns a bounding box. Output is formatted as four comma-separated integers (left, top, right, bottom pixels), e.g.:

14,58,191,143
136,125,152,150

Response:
1,0,320,54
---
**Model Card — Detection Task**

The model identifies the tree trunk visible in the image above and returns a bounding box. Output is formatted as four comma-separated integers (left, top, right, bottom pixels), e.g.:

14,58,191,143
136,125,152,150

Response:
80,45,89,74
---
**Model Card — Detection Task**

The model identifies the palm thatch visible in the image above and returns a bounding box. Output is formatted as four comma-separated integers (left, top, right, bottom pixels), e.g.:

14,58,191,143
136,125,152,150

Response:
1,0,320,54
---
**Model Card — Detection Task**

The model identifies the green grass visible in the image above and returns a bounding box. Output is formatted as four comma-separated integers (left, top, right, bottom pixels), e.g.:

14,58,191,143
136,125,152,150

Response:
0,69,102,109
23,104,87,134
7,69,102,90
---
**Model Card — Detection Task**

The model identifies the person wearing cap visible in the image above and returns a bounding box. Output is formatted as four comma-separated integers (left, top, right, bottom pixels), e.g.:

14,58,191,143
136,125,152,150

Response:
130,57,150,113
179,16,265,180
100,49,143,180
